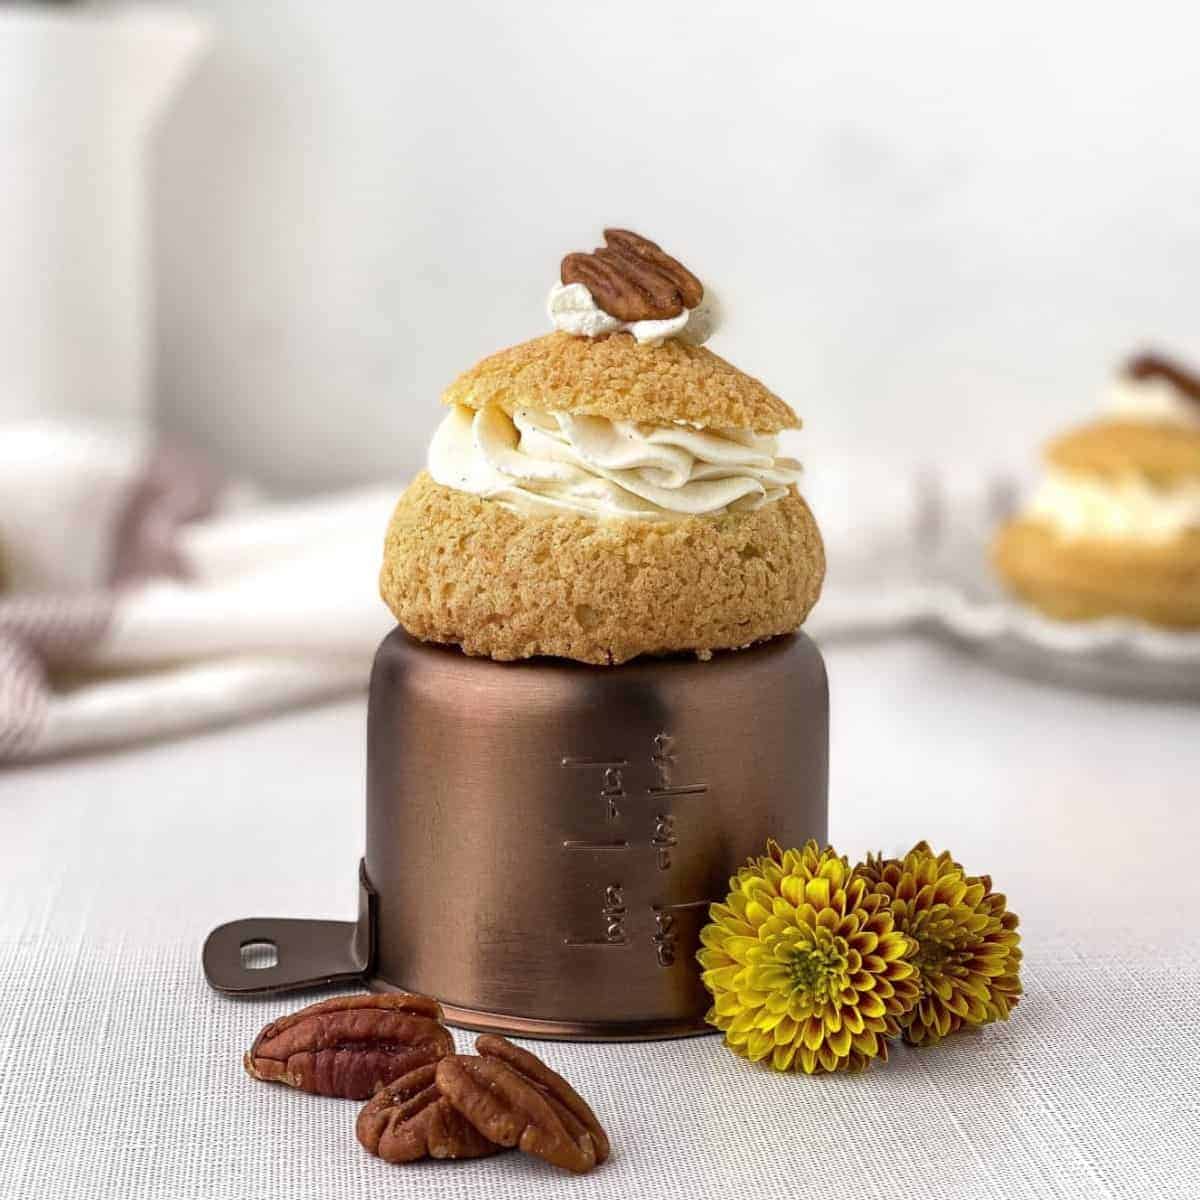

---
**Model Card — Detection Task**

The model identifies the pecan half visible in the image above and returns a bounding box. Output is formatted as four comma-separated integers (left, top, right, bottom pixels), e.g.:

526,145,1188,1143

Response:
604,229,704,308
561,229,703,323
1124,351,1200,407
356,1062,503,1163
436,1035,610,1174
244,993,454,1100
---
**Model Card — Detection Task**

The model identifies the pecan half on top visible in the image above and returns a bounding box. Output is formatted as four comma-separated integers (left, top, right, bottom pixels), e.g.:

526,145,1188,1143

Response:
244,993,454,1100
1124,351,1200,408
356,1062,503,1163
561,228,703,323
436,1035,610,1174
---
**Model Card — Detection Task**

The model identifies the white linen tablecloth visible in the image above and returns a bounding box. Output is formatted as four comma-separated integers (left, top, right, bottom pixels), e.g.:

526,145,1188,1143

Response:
1,639,1198,1199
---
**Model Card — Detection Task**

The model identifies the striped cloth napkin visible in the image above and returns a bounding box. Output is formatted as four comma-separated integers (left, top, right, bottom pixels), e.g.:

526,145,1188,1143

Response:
0,423,394,761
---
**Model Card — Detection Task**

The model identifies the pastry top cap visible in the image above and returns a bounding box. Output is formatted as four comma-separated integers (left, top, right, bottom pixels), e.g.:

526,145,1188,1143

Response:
1046,420,1200,483
442,331,800,434
1044,349,1200,483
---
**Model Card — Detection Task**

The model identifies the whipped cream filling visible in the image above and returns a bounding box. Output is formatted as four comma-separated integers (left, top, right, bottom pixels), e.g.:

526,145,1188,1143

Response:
1029,469,1200,543
547,282,718,347
1105,373,1200,429
427,404,800,520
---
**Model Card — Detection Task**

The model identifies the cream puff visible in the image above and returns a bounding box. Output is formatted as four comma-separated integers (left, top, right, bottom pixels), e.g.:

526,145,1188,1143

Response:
994,352,1200,628
380,230,825,664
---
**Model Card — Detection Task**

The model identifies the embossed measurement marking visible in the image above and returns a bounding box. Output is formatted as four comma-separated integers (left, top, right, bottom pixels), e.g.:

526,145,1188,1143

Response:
564,884,628,947
562,757,628,821
651,910,675,965
650,900,710,966
649,733,707,798
651,733,675,785
648,733,705,871
651,814,678,871
561,738,710,952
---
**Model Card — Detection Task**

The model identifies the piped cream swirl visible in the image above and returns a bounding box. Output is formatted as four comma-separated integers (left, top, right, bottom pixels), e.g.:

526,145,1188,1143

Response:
1029,469,1200,543
427,404,800,520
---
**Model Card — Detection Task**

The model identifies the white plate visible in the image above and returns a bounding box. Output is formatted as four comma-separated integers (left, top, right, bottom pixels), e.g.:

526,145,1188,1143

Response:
804,462,1200,699
811,544,1200,700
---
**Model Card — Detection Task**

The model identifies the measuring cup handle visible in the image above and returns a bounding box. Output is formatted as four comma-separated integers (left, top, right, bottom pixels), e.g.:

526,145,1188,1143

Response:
201,860,376,995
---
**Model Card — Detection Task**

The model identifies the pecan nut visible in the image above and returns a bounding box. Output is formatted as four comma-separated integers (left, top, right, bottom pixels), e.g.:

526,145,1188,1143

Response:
1124,351,1200,406
604,229,703,308
561,229,703,323
436,1034,610,1174
244,993,454,1100
356,1062,503,1163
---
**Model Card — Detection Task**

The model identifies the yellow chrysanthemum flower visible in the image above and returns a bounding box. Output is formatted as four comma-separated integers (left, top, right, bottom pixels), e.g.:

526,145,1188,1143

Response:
857,842,1022,1046
697,840,919,1074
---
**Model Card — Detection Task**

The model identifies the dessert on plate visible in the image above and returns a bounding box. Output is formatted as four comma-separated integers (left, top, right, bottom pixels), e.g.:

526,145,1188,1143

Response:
993,352,1200,628
381,229,825,664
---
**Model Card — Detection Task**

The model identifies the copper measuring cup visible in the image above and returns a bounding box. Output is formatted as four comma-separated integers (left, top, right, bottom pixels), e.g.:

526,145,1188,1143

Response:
203,628,828,1040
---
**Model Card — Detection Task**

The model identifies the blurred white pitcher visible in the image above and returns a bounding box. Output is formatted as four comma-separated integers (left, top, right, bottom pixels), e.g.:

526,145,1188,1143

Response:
0,5,208,430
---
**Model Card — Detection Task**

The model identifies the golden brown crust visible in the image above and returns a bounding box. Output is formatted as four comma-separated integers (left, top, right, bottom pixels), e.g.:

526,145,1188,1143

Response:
380,473,825,664
442,332,799,434
1046,420,1200,484
992,517,1200,628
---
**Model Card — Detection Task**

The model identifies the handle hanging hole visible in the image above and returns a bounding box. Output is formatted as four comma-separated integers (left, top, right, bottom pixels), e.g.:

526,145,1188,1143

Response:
239,940,279,970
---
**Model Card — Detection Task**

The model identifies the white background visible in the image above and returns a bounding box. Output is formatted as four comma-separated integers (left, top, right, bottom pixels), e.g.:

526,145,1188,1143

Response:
153,0,1200,492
